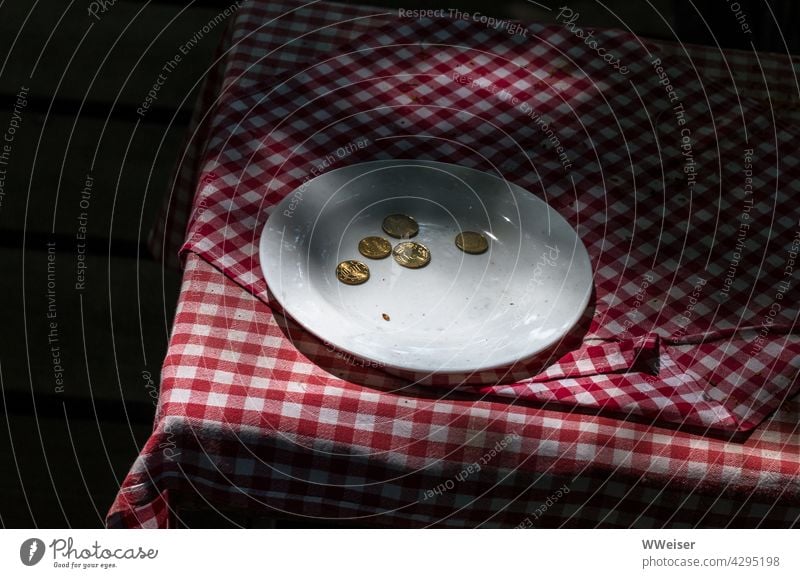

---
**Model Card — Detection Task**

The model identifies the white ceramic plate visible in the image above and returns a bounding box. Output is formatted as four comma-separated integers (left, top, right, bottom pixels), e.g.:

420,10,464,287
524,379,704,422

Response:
259,160,592,374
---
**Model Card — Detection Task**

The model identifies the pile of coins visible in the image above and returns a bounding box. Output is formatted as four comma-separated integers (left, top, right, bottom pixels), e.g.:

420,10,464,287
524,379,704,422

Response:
336,213,488,285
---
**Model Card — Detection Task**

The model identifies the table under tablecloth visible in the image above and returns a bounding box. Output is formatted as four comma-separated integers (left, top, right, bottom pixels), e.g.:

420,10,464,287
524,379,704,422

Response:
113,0,800,527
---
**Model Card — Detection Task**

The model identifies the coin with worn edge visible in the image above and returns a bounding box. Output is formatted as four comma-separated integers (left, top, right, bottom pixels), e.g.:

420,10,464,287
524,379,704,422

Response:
358,236,392,259
455,231,489,254
382,214,419,239
336,260,370,285
392,241,431,269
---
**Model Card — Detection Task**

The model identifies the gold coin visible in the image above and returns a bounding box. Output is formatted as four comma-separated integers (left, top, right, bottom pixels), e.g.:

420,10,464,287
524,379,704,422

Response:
336,260,370,285
358,236,392,259
392,241,430,268
382,214,419,239
455,231,489,254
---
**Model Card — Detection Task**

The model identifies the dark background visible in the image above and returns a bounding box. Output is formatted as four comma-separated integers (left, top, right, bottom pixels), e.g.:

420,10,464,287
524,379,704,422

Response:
0,0,796,528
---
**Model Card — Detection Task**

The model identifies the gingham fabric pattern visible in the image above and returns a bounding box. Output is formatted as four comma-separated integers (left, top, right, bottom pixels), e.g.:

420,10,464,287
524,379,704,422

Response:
148,0,392,267
654,37,800,116
162,10,800,432
105,255,800,528
148,1,800,265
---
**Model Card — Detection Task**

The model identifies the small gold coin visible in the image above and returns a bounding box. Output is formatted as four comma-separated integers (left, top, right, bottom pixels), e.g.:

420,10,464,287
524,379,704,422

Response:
455,231,489,254
382,214,419,239
392,241,431,268
358,236,392,259
336,260,370,285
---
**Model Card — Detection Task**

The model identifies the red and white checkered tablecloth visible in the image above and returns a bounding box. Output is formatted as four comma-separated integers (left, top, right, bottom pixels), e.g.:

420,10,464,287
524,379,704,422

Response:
107,253,799,528
122,0,800,528
148,0,800,267
149,0,394,267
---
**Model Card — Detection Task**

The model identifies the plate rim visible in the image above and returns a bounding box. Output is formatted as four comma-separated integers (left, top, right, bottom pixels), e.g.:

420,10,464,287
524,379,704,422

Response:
259,159,593,374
